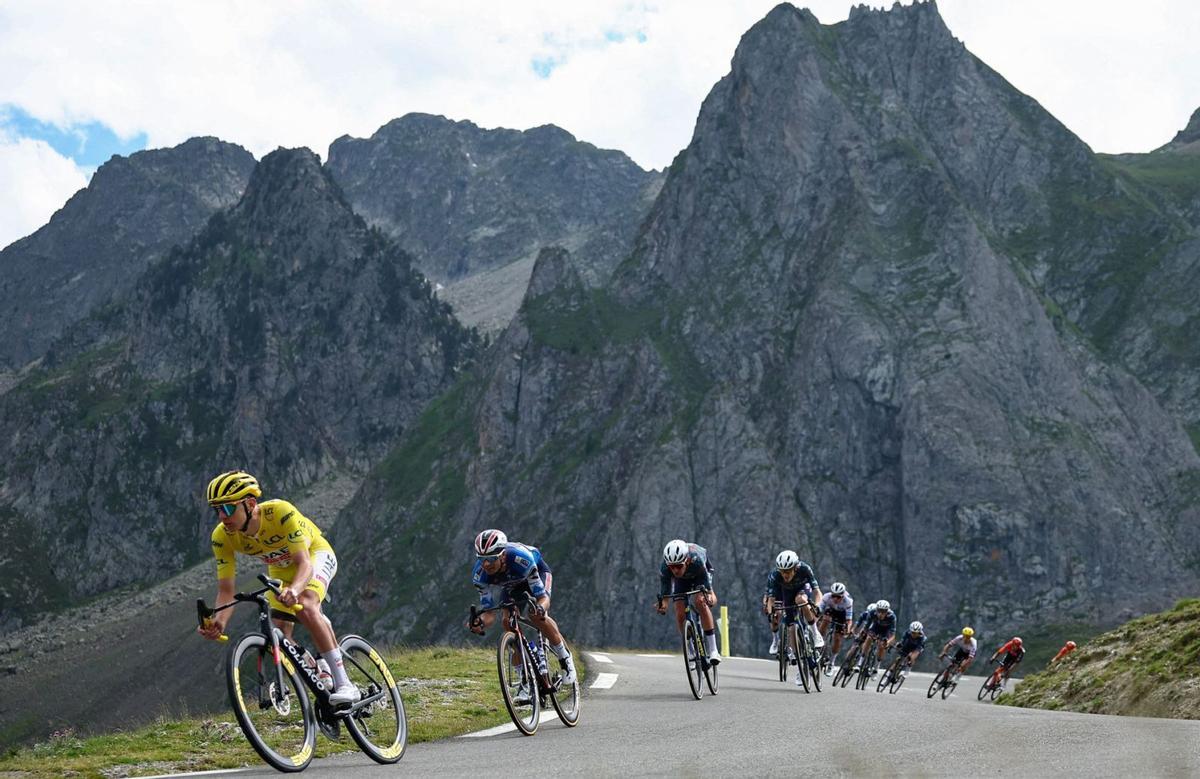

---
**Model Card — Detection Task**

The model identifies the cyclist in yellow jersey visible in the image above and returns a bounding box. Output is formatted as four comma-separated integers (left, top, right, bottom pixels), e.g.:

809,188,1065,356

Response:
197,470,360,705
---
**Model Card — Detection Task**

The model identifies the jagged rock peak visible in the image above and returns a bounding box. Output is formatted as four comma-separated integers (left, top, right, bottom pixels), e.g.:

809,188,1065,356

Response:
1168,106,1200,147
524,246,583,300
234,147,352,228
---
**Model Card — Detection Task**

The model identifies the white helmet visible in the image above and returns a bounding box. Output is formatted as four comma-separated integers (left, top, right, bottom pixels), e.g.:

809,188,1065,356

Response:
875,599,890,611
867,602,878,611
830,582,847,596
909,621,924,633
775,550,800,570
663,539,690,565
474,529,507,556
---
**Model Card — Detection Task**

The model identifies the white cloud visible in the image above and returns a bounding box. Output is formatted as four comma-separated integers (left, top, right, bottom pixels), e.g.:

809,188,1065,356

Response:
0,0,1197,250
0,132,89,250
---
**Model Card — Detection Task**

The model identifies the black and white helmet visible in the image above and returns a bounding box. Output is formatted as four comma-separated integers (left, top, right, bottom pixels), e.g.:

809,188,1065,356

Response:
474,529,508,556
663,539,690,565
909,621,924,633
775,550,800,570
875,599,891,611
830,582,847,596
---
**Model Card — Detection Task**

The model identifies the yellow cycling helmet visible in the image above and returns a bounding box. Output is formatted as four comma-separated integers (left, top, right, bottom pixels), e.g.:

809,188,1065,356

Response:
207,470,262,506
961,627,975,638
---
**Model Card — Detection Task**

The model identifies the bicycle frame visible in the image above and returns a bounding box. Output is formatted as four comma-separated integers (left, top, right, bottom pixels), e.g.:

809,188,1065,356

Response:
198,574,386,718
470,594,558,695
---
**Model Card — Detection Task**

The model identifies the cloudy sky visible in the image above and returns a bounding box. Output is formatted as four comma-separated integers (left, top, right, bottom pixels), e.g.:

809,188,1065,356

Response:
1,0,1197,250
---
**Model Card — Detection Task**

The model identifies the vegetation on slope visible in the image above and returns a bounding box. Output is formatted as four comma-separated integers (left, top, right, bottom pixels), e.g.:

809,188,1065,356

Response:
0,647,508,778
1000,599,1200,718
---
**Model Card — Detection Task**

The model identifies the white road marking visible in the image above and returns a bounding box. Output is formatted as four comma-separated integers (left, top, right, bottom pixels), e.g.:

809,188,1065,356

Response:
636,653,674,658
588,652,614,663
590,672,619,689
140,769,253,779
460,711,557,738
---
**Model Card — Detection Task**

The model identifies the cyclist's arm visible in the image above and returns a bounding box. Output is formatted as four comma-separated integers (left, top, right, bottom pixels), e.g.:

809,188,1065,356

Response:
199,577,236,638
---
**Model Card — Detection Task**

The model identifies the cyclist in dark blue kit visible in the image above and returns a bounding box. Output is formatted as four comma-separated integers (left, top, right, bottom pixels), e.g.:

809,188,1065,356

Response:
760,550,825,666
888,621,927,679
655,539,721,665
467,529,577,694
856,600,897,674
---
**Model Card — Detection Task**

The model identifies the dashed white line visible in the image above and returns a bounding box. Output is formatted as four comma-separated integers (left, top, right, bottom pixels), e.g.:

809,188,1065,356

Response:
590,672,619,689
140,770,252,779
636,653,674,658
588,652,614,663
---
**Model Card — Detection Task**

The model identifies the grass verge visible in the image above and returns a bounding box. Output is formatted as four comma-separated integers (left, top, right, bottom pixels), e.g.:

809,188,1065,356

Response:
0,646,510,778
998,599,1200,718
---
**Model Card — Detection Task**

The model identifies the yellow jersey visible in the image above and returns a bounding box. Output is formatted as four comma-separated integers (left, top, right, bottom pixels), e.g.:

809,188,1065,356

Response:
210,499,333,580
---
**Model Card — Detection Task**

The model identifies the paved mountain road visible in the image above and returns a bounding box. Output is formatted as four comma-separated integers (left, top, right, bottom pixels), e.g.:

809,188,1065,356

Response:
158,652,1200,778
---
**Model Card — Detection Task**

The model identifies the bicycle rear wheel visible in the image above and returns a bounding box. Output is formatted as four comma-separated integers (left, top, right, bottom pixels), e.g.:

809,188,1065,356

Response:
877,659,896,693
548,640,580,727
338,635,407,763
834,643,857,688
806,626,822,692
683,620,703,700
942,672,957,699
498,631,540,734
226,633,315,773
889,661,907,693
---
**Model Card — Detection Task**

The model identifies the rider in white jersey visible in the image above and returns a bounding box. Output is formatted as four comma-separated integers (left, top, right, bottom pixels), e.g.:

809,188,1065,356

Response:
939,628,978,678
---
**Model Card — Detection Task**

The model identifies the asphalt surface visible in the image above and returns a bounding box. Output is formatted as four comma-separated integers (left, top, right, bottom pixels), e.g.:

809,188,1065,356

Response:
155,652,1200,778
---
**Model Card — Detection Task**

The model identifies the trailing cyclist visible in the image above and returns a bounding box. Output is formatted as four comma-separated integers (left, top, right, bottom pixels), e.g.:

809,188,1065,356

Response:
815,582,853,676
855,600,897,675
467,529,577,698
988,636,1025,690
761,550,824,664
198,470,360,705
939,627,978,678
656,539,721,665
887,621,927,678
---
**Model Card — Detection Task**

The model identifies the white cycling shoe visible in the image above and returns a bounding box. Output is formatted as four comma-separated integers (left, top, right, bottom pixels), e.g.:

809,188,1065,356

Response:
329,683,362,706
514,682,533,706
560,657,578,685
768,637,779,656
708,652,722,666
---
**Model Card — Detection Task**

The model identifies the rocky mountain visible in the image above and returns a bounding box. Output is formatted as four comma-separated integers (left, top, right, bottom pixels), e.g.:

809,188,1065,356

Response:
333,2,1200,653
0,148,476,630
325,114,663,327
0,137,256,373
1159,107,1200,152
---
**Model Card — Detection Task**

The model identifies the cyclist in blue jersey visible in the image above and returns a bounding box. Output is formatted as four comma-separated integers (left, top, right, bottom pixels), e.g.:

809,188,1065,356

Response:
855,600,897,674
761,550,824,668
466,529,577,693
655,539,721,665
887,621,927,679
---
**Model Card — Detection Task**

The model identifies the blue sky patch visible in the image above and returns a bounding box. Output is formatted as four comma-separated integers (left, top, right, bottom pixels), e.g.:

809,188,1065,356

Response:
531,56,564,79
0,104,147,168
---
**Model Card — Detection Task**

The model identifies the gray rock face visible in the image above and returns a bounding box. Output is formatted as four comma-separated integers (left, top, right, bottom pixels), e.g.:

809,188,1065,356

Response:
325,114,662,284
335,2,1200,652
0,148,476,629
0,137,256,371
1162,106,1200,150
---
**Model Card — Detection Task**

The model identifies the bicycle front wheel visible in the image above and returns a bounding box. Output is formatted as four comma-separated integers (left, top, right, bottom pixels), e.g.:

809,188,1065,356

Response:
927,669,943,699
889,661,907,694
498,631,540,734
777,626,787,682
942,672,956,699
549,640,580,727
978,674,993,701
683,620,704,699
226,633,315,773
877,659,895,693
790,625,810,693
338,635,407,763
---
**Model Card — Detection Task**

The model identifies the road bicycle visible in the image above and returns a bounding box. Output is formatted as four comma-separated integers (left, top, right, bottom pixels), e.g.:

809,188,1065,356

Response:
853,637,883,691
772,603,821,692
978,659,1014,700
927,655,967,699
469,593,580,735
876,649,914,694
818,618,851,678
197,574,406,772
832,634,865,688
662,589,719,699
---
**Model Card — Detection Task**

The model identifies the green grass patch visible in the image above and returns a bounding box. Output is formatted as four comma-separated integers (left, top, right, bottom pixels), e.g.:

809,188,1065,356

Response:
1001,599,1200,719
0,647,509,778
